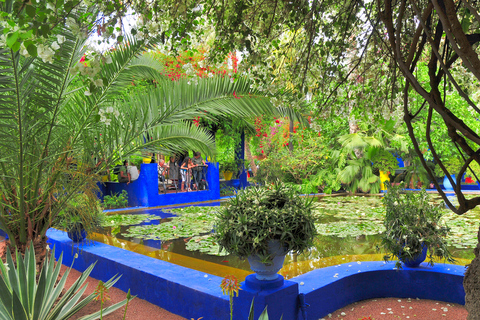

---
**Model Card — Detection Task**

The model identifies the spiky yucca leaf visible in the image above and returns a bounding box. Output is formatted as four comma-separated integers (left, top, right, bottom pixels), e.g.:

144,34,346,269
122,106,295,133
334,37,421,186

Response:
0,243,133,320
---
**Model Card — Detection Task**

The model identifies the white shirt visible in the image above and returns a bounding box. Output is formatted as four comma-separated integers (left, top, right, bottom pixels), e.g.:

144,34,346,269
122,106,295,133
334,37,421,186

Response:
127,166,139,181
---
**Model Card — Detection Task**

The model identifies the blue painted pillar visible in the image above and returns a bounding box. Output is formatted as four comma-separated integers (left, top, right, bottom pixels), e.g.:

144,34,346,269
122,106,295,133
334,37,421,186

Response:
234,275,300,320
235,131,248,188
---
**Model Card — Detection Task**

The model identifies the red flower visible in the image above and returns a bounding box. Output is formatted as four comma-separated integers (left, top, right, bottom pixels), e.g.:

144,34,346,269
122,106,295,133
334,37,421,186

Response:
275,120,280,123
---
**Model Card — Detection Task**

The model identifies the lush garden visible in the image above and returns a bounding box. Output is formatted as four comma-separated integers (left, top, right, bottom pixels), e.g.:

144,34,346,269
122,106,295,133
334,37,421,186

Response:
1,0,480,318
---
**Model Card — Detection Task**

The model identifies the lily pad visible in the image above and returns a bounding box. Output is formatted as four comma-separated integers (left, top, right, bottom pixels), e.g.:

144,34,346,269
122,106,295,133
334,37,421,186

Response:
185,235,229,256
121,206,219,241
101,214,158,227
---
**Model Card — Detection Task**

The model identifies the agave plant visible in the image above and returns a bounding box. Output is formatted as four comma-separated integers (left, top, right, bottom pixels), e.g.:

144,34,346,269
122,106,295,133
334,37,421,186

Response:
0,1,299,258
248,298,282,320
0,243,132,319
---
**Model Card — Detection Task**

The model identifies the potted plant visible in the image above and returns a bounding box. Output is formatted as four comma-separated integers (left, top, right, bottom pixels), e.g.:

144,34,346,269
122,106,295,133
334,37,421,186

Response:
55,193,104,242
215,181,317,280
220,160,240,180
434,157,463,190
380,184,454,268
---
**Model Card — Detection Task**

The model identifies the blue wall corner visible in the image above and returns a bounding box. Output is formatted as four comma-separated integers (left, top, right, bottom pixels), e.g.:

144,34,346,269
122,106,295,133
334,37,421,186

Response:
234,276,299,320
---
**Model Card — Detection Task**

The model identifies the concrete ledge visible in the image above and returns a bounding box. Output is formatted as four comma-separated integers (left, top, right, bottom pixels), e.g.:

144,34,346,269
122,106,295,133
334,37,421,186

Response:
290,261,465,319
46,229,230,319
46,228,466,320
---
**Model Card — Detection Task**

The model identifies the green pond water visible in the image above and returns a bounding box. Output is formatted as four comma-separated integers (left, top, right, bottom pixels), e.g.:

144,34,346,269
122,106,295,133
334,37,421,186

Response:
92,194,478,279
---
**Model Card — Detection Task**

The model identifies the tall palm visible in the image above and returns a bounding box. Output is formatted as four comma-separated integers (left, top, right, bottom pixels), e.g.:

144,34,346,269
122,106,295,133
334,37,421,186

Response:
0,7,292,256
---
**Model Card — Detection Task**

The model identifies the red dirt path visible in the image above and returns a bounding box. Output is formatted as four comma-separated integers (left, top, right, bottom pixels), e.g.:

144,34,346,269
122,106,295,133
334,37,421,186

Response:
61,264,188,320
327,297,467,320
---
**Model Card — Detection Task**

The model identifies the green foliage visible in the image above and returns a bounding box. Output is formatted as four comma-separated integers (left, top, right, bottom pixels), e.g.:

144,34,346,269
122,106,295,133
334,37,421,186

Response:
0,6,282,252
103,190,129,209
331,119,410,194
434,157,463,177
101,213,157,227
248,298,282,320
220,159,243,173
214,124,244,166
372,149,399,174
253,132,341,193
253,153,289,184
215,182,317,262
220,186,238,197
0,243,133,320
395,157,434,189
380,185,454,269
121,206,219,242
185,235,229,256
54,193,104,236
337,156,380,194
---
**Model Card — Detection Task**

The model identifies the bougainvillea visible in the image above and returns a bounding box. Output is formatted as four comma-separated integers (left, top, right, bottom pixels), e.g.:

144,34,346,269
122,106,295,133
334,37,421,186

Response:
150,48,238,82
251,115,304,156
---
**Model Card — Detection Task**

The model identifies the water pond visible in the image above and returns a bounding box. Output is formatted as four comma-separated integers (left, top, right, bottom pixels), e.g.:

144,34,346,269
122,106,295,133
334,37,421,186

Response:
90,194,478,281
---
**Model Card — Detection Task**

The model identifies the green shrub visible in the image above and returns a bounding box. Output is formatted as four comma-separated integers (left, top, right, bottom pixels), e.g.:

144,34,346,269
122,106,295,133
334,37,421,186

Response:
103,190,129,209
380,184,454,268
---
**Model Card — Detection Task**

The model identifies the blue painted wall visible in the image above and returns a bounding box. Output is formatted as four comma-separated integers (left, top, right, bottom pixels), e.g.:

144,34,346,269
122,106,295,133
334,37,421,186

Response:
292,261,465,319
46,229,466,320
102,162,220,207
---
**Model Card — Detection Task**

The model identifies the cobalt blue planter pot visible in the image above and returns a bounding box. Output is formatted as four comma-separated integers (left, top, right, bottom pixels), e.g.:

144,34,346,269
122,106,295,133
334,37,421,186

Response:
247,240,286,280
402,245,427,267
443,174,455,191
67,228,87,242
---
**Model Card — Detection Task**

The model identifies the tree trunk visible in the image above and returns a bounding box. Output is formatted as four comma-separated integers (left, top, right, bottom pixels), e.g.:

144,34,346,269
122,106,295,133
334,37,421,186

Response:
245,137,257,176
464,226,480,320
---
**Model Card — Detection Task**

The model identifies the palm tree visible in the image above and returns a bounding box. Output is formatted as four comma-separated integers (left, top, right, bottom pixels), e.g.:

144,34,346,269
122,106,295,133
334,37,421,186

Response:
0,7,290,259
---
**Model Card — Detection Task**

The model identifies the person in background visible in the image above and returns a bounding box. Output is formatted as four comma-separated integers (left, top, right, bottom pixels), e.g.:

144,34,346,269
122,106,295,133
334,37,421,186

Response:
127,161,140,182
168,155,179,181
118,160,131,183
158,159,167,182
191,151,206,190
180,157,193,192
